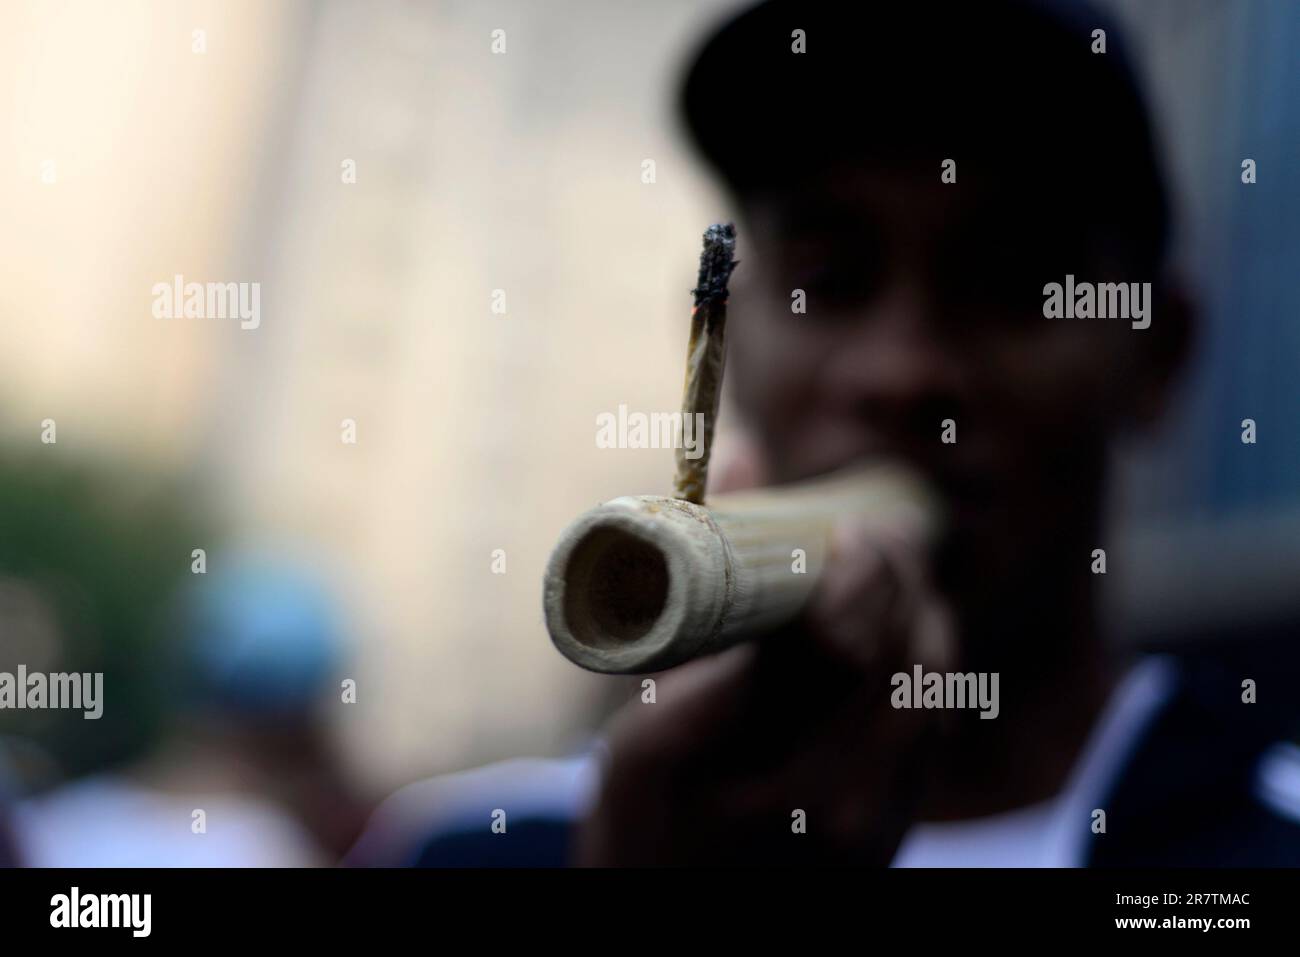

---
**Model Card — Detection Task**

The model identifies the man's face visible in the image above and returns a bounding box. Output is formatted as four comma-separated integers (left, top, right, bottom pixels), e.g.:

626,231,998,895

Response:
729,163,1153,596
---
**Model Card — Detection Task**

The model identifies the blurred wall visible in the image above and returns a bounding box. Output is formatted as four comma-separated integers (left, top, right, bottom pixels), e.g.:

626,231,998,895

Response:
1101,0,1300,521
0,0,301,467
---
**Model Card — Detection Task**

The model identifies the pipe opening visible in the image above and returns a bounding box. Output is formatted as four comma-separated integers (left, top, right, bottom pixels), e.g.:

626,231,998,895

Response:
562,526,670,650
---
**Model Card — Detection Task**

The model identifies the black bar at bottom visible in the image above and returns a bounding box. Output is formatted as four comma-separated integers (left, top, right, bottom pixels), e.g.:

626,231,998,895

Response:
0,866,1283,943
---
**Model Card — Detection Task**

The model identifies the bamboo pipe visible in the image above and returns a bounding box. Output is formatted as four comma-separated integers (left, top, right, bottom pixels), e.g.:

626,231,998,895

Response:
543,463,940,674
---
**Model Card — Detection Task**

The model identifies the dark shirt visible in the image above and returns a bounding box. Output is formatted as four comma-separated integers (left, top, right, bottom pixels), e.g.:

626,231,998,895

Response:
355,651,1300,867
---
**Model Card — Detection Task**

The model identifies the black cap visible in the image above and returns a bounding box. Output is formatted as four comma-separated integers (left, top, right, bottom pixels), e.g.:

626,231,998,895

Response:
678,0,1170,269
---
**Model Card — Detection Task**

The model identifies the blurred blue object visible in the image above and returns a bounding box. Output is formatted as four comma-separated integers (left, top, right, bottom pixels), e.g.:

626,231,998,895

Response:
178,555,344,715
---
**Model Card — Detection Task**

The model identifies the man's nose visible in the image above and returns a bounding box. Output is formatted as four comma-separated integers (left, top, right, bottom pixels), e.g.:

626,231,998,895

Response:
821,284,965,428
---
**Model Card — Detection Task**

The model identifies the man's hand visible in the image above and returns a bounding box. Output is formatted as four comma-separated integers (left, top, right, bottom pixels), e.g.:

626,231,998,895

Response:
576,440,954,865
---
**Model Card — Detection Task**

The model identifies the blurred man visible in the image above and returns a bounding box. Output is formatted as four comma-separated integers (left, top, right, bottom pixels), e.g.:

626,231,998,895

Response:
357,0,1300,866
13,556,363,867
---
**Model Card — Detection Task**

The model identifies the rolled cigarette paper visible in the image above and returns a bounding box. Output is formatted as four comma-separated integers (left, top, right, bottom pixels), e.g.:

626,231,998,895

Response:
672,223,736,504
543,463,941,674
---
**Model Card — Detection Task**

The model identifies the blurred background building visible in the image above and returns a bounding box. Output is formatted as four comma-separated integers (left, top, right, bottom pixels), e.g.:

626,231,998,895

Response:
0,0,1297,828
